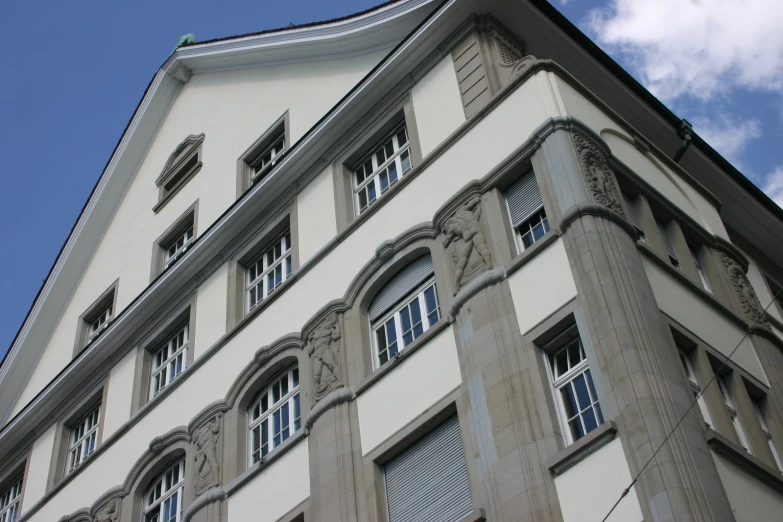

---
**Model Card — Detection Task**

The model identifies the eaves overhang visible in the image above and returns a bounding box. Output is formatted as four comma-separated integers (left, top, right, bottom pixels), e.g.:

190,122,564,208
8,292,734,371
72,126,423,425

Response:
0,0,440,427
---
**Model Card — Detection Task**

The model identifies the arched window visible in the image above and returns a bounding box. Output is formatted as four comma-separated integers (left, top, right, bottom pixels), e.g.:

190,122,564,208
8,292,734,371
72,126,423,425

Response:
143,459,185,522
369,254,440,368
248,366,301,465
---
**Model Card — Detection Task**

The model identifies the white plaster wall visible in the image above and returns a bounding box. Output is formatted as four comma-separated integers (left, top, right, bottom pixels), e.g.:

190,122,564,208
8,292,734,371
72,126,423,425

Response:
194,262,228,360
712,452,783,521
227,440,310,522
641,255,767,384
357,326,462,455
554,438,643,522
12,50,388,417
21,424,56,510
507,238,577,335
411,55,465,157
297,165,338,265
555,76,728,240
101,348,136,439
21,71,553,522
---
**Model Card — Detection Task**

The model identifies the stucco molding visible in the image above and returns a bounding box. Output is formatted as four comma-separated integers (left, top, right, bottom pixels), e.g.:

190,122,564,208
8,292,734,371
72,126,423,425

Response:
571,130,625,217
90,497,121,522
148,426,190,455
57,508,91,522
182,486,226,522
155,134,205,187
304,387,356,431
559,201,637,240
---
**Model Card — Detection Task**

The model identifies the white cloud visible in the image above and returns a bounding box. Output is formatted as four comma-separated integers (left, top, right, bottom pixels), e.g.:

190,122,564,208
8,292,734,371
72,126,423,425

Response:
587,0,783,101
763,166,783,209
691,115,762,166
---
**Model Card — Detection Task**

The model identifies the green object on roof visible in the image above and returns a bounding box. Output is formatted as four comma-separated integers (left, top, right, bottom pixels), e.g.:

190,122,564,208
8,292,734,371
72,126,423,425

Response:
174,34,196,52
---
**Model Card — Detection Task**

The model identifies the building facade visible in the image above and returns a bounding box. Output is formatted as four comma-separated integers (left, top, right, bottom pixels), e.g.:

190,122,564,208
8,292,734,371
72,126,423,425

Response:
1,1,783,521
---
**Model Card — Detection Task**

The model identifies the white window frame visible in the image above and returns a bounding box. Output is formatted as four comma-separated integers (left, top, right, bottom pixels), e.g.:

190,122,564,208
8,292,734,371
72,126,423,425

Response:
245,231,292,312
0,477,22,522
87,303,112,344
143,459,184,522
515,207,550,252
163,226,194,270
371,278,440,369
66,405,100,474
150,324,188,398
251,134,285,186
751,398,783,473
352,124,412,215
544,328,604,444
688,244,712,294
248,367,301,465
678,350,714,430
716,375,751,453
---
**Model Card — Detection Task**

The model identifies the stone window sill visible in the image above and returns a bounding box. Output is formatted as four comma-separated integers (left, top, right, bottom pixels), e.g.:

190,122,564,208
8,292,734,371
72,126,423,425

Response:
546,420,617,476
506,230,559,277
705,429,783,492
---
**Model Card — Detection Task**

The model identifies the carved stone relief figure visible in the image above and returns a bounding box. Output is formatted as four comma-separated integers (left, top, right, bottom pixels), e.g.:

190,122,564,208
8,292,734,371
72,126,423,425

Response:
93,499,120,522
442,195,493,293
721,253,771,329
572,132,625,217
192,414,221,496
307,313,342,400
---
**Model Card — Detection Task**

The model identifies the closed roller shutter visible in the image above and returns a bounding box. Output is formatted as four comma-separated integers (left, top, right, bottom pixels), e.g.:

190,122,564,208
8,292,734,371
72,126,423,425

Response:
384,415,472,522
369,255,434,322
505,170,544,228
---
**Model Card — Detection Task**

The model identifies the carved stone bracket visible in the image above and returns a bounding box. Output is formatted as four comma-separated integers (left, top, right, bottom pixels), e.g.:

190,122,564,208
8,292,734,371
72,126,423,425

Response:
191,413,222,496
306,312,343,401
720,252,771,330
441,195,493,293
571,131,625,217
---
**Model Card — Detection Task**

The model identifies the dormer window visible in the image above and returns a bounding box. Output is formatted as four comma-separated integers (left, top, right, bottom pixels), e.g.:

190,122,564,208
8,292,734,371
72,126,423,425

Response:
154,134,204,212
152,203,198,278
87,303,113,344
75,281,118,354
239,112,289,194
164,226,194,270
251,134,285,186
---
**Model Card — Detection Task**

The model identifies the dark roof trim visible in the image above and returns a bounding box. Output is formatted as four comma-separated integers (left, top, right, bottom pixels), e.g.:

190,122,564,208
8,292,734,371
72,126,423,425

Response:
528,0,783,223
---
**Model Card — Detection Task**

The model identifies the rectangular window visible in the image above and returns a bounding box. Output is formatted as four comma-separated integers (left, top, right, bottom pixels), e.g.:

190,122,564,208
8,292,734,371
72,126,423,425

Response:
656,218,680,270
545,327,604,443
751,398,783,473
163,226,194,270
87,303,113,344
716,375,751,453
150,324,188,398
372,279,440,368
251,134,285,186
678,349,713,430
504,170,549,251
688,243,712,294
66,405,100,474
144,459,184,522
0,478,22,522
384,415,472,522
248,367,300,465
621,192,646,243
353,124,412,214
245,231,292,312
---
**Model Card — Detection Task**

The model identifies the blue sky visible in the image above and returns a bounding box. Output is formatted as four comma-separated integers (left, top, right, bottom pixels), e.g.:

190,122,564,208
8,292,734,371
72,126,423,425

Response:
1,0,781,358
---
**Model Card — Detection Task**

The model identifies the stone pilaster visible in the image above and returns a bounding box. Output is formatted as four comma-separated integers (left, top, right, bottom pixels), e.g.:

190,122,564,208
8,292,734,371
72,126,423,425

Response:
532,122,734,521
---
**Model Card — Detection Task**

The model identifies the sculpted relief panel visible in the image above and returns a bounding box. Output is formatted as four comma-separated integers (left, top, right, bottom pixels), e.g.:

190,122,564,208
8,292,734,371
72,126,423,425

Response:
720,253,771,329
192,414,222,496
572,132,625,217
92,500,119,522
307,312,343,401
442,195,493,292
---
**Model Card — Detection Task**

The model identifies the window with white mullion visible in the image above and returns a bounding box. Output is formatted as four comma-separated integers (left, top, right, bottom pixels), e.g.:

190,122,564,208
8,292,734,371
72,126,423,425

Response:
164,227,194,269
716,375,751,453
251,135,285,185
88,304,113,343
144,459,185,522
66,406,100,474
678,350,713,430
372,279,440,368
0,477,22,522
353,125,412,214
150,325,189,398
516,208,550,250
752,399,783,473
688,243,712,294
546,330,604,443
248,367,301,465
246,231,292,311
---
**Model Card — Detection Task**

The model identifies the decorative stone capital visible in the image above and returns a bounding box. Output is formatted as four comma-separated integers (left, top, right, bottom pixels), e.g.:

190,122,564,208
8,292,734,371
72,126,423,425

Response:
719,252,771,329
441,195,493,293
191,413,222,496
306,312,343,401
571,131,625,217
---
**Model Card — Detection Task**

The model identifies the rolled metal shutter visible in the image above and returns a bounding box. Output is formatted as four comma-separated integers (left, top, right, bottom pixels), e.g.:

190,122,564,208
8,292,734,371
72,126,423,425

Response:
505,170,544,228
369,255,434,322
384,415,472,522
